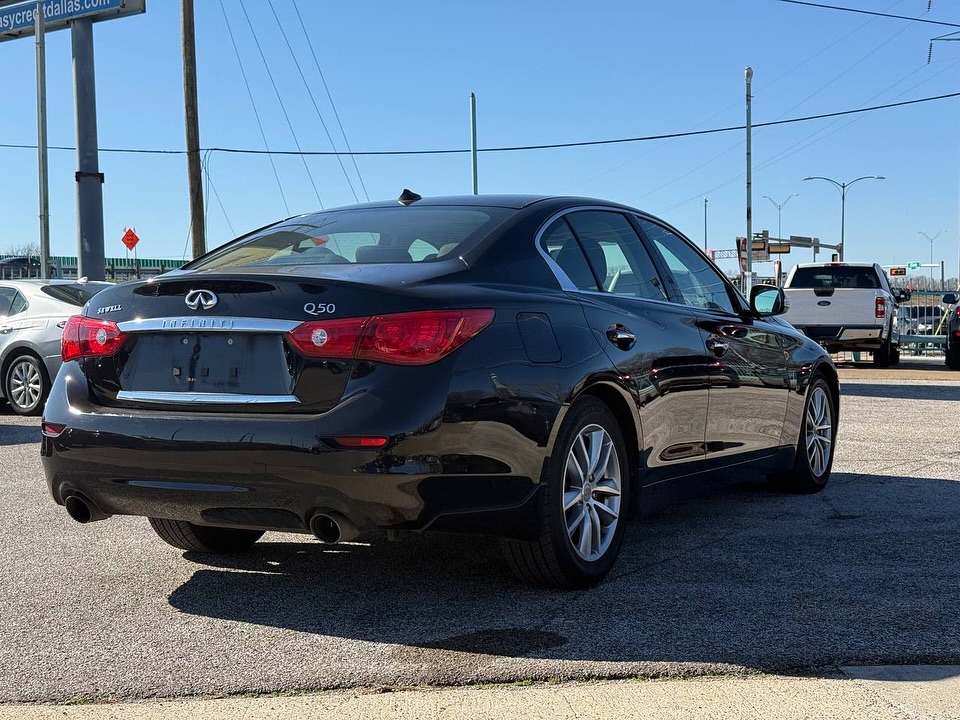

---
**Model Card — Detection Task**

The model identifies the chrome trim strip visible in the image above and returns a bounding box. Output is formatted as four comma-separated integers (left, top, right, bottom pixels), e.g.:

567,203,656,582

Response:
116,391,300,405
117,317,300,333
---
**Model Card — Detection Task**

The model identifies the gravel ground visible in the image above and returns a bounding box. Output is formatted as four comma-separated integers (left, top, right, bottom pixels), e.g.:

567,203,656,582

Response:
1,366,958,703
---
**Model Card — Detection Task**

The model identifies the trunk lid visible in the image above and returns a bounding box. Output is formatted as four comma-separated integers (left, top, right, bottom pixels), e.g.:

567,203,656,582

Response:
82,273,429,413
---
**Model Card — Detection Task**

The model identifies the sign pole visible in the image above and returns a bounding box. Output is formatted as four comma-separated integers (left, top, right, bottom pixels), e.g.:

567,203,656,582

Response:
744,67,754,294
71,17,105,281
35,0,50,280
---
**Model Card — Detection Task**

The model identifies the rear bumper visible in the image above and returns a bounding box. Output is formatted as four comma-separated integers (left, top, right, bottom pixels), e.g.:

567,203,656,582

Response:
41,363,550,541
794,324,887,350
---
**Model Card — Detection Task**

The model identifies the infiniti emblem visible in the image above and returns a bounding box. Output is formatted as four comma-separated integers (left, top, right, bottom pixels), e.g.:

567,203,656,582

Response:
185,289,218,311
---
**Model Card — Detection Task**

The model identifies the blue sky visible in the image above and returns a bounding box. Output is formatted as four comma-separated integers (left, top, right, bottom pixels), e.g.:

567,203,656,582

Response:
1,0,959,280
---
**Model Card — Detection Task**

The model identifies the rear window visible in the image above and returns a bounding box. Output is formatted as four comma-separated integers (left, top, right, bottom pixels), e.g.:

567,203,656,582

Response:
40,283,109,307
187,206,513,271
789,266,880,289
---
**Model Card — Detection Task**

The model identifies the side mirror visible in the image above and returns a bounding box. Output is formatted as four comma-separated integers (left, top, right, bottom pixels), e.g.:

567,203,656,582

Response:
750,285,787,317
942,293,957,305
893,289,912,303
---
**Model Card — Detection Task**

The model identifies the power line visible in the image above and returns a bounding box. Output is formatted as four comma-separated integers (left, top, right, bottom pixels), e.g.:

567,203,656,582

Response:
265,0,359,203
289,0,368,202
218,0,290,215
776,0,960,27
2,89,959,159
237,0,324,208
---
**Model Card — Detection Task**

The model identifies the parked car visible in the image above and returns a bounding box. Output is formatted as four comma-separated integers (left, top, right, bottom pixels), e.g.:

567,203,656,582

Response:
941,293,960,369
781,262,908,366
0,279,112,415
41,194,839,588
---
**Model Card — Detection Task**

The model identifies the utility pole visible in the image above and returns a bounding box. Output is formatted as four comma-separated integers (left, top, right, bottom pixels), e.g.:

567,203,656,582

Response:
745,67,753,294
35,0,49,279
182,0,205,257
703,197,708,251
470,92,478,195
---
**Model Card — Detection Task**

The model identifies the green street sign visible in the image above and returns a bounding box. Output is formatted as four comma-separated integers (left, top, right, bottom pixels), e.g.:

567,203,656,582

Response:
907,262,921,270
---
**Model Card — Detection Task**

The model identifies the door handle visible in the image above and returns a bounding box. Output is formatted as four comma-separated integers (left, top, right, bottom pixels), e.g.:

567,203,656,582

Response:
605,325,636,351
705,337,728,356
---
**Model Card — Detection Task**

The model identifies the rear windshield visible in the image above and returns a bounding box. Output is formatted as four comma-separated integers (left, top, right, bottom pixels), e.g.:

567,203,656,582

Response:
40,283,110,306
789,266,880,289
186,206,513,271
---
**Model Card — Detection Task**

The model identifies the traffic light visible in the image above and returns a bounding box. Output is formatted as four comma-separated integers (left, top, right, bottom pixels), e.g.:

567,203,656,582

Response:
889,266,907,276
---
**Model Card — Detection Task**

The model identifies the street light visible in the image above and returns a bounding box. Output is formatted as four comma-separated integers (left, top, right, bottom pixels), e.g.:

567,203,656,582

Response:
802,175,885,261
762,193,799,238
919,230,944,289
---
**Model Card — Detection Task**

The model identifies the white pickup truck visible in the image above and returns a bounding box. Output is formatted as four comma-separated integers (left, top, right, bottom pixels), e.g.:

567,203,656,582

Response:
782,262,909,367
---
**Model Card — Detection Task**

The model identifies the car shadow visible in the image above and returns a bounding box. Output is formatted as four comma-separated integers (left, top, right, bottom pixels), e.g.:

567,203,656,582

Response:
169,472,960,674
841,383,960,401
0,423,40,445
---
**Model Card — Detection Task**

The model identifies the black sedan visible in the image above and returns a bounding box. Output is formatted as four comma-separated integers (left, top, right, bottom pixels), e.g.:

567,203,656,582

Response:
41,194,839,588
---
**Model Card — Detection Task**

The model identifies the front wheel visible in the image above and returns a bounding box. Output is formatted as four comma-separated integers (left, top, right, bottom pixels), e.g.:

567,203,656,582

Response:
772,376,837,494
4,355,48,416
148,518,264,553
502,397,630,589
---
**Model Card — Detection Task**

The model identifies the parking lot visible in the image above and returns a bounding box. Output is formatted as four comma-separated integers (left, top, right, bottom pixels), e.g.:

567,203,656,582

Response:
0,358,958,704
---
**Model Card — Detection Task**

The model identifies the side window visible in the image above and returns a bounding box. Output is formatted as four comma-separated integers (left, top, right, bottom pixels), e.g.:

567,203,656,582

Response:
9,292,27,316
541,219,600,291
564,212,667,301
637,218,737,314
0,287,17,318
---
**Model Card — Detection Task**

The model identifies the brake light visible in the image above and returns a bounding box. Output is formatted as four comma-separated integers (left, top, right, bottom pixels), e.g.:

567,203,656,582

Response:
875,297,886,319
955,306,960,319
288,309,495,366
61,316,126,361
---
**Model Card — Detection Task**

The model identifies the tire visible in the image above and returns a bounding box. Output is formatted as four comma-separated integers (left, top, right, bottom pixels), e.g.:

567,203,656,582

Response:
4,354,48,416
947,344,960,370
148,517,263,553
502,397,630,589
891,347,901,366
772,376,836,494
872,340,891,367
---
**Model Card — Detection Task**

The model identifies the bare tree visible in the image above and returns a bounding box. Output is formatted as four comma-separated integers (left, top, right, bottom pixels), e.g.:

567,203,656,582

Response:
3,242,40,258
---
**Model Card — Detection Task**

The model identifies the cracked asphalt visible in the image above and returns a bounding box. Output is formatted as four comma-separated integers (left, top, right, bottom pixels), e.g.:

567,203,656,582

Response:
1,358,958,703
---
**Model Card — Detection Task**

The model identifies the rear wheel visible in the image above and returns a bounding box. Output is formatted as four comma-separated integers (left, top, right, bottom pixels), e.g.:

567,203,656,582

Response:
772,376,836,494
148,518,263,553
502,397,630,589
4,354,48,416
947,344,960,370
872,341,891,367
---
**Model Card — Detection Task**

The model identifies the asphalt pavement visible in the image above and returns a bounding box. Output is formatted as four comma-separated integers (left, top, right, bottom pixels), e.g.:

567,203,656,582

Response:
0,358,958,707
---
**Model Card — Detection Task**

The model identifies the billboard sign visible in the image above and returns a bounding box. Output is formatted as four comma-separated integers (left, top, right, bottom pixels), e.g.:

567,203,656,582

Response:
0,0,144,42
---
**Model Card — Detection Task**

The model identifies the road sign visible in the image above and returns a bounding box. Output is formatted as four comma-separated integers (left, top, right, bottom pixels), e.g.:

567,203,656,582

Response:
121,228,139,251
768,243,791,254
889,266,907,276
907,262,921,270
0,0,145,42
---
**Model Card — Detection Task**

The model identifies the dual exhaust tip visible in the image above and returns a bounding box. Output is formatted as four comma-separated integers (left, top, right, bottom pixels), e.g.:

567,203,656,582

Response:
64,494,359,545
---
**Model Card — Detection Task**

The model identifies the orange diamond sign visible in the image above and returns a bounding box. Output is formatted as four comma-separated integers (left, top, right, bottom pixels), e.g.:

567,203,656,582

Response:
121,228,140,251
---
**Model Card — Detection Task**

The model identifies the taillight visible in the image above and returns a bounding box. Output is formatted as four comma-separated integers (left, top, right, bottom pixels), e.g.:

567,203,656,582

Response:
333,436,388,448
875,297,886,319
955,306,960,319
61,316,126,362
288,309,495,366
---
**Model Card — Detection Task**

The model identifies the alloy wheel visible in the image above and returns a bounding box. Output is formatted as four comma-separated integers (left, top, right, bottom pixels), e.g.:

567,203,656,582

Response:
562,424,622,562
805,385,833,478
8,359,42,412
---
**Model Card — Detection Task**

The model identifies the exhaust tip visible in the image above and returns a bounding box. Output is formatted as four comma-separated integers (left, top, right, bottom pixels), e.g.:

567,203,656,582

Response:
63,493,110,524
64,495,93,524
309,511,360,544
